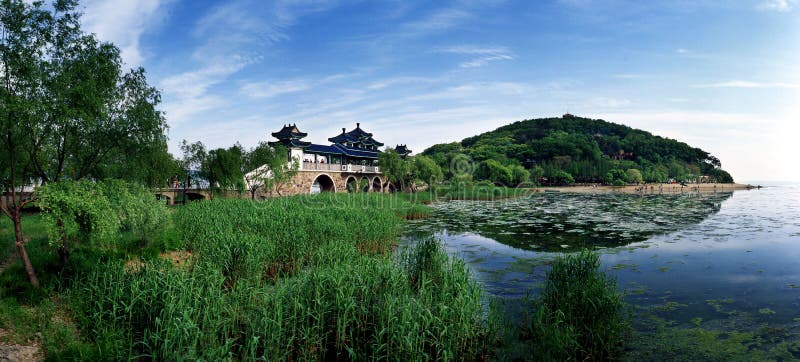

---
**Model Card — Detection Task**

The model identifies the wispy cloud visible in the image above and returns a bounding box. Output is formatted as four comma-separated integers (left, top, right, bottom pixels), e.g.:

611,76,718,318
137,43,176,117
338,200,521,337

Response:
366,76,435,90
614,74,642,79
81,0,171,66
438,45,514,68
239,72,361,99
161,0,340,125
240,80,313,98
692,80,800,88
757,0,797,12
402,8,471,33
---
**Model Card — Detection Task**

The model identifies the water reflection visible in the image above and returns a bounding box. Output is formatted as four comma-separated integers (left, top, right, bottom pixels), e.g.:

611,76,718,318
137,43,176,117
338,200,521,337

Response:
410,192,733,252
401,185,800,357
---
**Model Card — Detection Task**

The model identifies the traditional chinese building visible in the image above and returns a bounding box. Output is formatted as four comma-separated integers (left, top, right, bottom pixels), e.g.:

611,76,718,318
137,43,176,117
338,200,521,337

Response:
394,144,412,159
255,123,395,195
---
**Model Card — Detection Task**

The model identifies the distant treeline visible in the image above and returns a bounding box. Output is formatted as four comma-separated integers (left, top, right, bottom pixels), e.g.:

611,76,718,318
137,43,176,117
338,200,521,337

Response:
421,115,734,186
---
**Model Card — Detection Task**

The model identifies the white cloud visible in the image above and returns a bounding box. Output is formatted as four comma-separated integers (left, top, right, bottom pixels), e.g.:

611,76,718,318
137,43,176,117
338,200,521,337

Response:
758,0,797,12
438,45,514,68
692,80,800,88
162,96,227,129
161,0,338,126
162,61,254,99
366,76,435,90
240,80,313,98
403,8,471,33
80,0,170,67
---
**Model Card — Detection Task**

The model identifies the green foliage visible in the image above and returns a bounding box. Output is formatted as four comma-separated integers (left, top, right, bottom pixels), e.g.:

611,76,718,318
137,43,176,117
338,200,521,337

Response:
0,0,169,186
606,169,627,185
260,144,299,196
380,150,445,191
203,145,245,194
537,250,630,360
509,164,529,186
379,149,412,191
422,116,735,184
547,169,575,185
36,180,168,249
71,196,486,360
1,0,169,286
708,168,734,183
626,168,643,184
413,155,443,186
241,141,283,198
475,159,513,185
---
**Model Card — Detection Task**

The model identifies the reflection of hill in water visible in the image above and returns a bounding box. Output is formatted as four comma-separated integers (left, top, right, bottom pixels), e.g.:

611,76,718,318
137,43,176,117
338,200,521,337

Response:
411,192,733,252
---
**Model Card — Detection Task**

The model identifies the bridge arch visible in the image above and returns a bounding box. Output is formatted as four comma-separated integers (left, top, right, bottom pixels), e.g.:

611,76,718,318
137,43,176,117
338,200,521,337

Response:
155,193,172,205
311,174,336,194
345,176,358,193
185,192,206,202
360,176,371,192
371,176,382,192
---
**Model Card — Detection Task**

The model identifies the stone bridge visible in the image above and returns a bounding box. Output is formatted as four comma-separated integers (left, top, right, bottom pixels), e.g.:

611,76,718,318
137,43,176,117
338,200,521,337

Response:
266,168,386,197
154,188,215,205
157,167,386,203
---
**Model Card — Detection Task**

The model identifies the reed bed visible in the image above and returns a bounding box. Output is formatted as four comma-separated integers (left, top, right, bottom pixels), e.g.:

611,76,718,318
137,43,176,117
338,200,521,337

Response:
70,194,487,360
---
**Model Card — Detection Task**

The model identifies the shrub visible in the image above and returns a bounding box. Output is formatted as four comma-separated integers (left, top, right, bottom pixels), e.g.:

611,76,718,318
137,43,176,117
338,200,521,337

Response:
538,250,629,360
36,180,168,261
626,168,643,184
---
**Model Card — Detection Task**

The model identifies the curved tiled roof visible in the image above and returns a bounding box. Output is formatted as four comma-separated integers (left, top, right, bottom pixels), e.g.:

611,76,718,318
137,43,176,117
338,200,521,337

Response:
271,124,308,139
328,123,384,147
269,139,311,148
270,123,383,159
394,144,412,156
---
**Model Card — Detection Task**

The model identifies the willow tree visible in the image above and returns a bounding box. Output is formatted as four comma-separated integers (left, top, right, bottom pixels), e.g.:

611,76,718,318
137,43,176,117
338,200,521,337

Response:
1,0,168,286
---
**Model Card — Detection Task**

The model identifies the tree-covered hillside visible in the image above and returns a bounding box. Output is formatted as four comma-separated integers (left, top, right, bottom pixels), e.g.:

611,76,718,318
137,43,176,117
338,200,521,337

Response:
422,115,734,185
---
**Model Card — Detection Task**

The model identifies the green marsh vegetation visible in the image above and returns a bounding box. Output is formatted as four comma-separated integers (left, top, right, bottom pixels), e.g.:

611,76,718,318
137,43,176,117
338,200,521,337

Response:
1,186,634,360
68,195,491,360
493,250,630,360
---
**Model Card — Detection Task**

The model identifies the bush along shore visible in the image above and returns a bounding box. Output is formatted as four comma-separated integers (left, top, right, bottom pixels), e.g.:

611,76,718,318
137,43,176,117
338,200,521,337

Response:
1,188,629,360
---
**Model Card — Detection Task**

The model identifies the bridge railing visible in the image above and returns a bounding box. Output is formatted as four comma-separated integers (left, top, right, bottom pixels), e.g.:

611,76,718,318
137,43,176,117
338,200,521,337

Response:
302,162,379,173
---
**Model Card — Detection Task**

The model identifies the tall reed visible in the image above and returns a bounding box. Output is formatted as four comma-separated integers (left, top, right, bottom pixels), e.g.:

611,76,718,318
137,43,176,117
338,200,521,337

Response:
71,194,487,360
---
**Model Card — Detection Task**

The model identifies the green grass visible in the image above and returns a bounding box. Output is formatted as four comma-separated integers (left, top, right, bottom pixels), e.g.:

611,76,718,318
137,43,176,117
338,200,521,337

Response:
499,250,631,360
68,195,487,360
0,210,188,358
1,195,633,360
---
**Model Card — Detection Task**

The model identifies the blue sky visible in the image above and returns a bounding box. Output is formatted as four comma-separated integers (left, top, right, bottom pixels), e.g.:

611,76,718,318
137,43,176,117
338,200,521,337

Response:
78,0,799,181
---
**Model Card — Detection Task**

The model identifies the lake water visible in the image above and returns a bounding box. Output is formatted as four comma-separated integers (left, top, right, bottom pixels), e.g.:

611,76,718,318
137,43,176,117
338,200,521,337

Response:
401,184,800,358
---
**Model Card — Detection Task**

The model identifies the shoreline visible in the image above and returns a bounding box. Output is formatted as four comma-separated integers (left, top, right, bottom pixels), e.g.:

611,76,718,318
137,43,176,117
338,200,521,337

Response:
536,183,755,195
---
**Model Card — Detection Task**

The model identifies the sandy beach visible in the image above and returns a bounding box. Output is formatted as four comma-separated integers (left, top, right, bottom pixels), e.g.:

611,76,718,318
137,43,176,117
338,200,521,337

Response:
537,183,756,194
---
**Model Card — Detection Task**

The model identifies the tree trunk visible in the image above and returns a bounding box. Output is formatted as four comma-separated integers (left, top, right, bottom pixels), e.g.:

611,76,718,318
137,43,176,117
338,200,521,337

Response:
58,244,69,265
13,213,39,287
56,218,69,264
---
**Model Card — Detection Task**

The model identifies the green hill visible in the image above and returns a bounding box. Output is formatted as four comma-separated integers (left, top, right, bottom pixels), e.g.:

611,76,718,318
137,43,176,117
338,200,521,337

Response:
421,115,733,185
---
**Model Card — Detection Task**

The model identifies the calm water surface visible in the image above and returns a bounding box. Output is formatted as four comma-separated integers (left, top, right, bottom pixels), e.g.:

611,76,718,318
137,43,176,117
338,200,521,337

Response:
401,183,800,352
